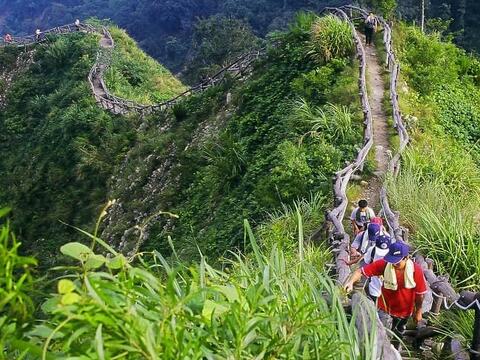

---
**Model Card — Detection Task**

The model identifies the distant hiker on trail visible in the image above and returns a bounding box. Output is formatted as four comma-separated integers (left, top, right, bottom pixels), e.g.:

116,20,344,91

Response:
350,199,375,234
344,242,428,336
364,12,378,46
4,33,13,44
75,19,81,31
35,29,42,41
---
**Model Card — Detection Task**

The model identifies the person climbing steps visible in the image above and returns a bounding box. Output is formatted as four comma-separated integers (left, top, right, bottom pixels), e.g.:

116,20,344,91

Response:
350,199,375,235
343,242,428,339
364,12,378,46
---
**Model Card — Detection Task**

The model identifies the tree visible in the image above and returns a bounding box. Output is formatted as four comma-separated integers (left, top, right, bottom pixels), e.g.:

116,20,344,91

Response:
182,16,261,84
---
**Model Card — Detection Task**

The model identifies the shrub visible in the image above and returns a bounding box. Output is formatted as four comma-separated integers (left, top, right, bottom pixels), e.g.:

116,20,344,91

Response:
309,15,354,63
20,221,377,359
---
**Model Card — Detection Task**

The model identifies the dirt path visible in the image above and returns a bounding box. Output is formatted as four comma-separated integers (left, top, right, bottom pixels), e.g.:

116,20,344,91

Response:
91,33,114,99
361,42,390,211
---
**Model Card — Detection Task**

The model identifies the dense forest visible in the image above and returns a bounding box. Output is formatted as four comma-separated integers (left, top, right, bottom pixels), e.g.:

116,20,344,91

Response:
3,0,479,78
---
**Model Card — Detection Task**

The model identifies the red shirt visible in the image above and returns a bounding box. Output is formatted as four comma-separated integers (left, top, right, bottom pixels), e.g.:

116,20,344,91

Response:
362,259,428,318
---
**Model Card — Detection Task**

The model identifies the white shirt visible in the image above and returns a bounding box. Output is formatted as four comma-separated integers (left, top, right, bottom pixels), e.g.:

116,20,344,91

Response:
350,207,375,227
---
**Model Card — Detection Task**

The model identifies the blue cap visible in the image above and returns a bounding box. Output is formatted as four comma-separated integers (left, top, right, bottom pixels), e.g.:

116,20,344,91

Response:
375,234,391,250
384,241,409,264
367,223,380,240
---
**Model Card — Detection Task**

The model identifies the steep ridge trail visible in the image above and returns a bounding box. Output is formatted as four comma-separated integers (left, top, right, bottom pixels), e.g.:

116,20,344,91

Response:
362,42,391,209
3,9,479,358
1,22,263,115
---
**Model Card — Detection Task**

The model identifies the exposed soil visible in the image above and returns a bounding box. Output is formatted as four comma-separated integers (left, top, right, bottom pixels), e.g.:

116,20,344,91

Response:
361,41,390,211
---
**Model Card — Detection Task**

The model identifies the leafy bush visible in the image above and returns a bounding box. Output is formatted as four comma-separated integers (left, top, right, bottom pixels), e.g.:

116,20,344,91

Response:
14,221,377,359
391,25,480,289
309,15,354,63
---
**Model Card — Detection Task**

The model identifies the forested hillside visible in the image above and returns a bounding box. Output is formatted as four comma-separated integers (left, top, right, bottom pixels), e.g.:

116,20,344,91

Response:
3,0,480,76
0,26,184,265
0,0,344,75
1,1,480,358
0,12,384,358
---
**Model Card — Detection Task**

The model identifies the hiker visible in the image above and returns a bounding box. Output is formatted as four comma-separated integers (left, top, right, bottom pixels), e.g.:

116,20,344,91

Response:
75,19,81,31
364,12,377,46
3,33,13,44
35,29,42,41
363,234,391,301
370,216,389,234
350,199,375,234
344,241,427,336
350,222,381,259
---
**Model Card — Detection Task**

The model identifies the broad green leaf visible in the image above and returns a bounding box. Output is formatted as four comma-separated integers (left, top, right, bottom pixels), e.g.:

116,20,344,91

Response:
95,324,105,360
85,254,106,270
41,297,60,314
0,207,11,218
27,325,65,339
61,292,82,305
215,285,239,303
58,279,76,294
60,242,93,261
202,299,229,320
106,254,127,269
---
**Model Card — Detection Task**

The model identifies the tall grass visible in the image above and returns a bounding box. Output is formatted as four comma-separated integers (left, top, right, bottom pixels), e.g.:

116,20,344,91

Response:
1,218,379,359
387,136,480,289
294,99,357,144
431,310,475,345
0,209,37,356
309,15,354,63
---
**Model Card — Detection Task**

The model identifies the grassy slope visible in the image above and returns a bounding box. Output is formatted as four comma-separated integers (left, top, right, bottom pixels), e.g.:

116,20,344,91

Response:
0,33,137,264
104,27,186,104
389,24,480,343
103,14,363,261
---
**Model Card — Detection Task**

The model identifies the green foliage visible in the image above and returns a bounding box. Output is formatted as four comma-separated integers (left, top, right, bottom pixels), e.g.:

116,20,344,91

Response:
104,15,363,260
104,26,186,104
391,23,480,291
309,15,354,63
372,0,397,19
0,209,37,322
0,33,137,265
432,310,475,345
0,209,37,356
4,217,376,359
183,16,262,84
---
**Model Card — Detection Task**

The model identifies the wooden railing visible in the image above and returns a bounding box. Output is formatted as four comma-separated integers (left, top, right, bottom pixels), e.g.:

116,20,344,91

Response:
0,23,97,47
321,7,402,359
333,5,480,359
2,23,263,115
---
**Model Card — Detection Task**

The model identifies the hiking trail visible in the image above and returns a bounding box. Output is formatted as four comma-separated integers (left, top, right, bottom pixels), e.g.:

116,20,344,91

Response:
361,41,390,210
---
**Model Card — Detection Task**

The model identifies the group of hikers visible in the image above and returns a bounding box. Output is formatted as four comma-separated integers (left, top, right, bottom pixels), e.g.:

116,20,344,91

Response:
3,19,82,45
343,199,428,340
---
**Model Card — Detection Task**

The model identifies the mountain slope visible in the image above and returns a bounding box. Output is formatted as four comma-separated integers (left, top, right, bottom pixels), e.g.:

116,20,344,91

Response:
0,29,184,264
1,13,363,267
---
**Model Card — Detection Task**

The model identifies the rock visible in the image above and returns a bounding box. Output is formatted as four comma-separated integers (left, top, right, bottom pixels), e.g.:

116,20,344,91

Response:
360,180,368,186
